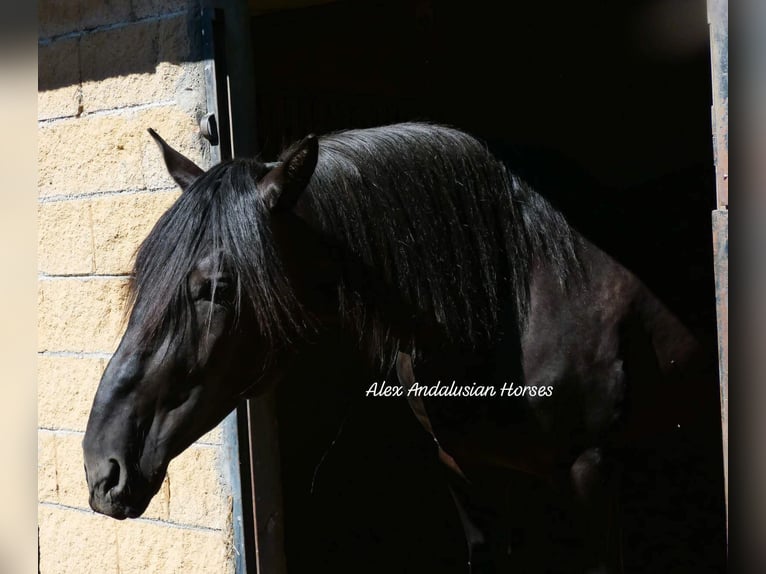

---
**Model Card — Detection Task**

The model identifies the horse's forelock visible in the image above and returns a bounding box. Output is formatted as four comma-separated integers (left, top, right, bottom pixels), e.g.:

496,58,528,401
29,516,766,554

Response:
126,160,306,348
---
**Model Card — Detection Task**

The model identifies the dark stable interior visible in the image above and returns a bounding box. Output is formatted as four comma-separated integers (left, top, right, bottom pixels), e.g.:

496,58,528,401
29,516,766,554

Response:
247,0,726,572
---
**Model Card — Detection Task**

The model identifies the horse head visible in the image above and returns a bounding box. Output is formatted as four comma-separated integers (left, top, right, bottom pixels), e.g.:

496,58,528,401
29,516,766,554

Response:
82,130,320,519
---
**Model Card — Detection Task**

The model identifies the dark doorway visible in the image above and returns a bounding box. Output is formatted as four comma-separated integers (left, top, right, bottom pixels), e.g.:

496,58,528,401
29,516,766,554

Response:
240,0,725,572
251,0,718,341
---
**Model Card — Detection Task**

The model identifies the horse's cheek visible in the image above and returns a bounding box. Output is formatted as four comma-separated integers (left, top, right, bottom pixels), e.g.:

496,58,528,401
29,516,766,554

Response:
193,305,230,366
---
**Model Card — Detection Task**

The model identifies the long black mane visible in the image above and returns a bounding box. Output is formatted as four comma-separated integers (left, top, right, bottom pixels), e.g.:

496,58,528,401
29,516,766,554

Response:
130,123,579,362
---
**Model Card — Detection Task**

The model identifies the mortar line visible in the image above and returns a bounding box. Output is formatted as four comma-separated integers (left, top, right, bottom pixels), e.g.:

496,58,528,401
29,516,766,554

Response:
38,273,130,281
39,99,178,126
37,427,223,448
39,501,224,533
38,186,178,204
38,10,188,46
38,351,114,359
38,428,85,437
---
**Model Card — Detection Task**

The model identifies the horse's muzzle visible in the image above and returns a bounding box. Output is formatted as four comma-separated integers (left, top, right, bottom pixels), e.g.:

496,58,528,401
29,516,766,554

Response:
84,455,148,520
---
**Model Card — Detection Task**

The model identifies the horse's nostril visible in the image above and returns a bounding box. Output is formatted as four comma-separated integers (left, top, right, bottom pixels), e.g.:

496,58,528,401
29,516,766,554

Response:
104,458,122,493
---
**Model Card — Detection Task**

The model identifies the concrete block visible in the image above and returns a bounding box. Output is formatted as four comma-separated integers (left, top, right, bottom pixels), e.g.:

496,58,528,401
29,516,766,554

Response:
37,356,107,432
51,432,90,510
38,432,59,503
133,0,189,20
37,278,130,353
79,0,133,31
38,107,205,198
38,37,81,120
39,87,82,122
91,190,181,274
39,0,190,39
38,0,81,39
178,527,234,574
114,519,232,574
38,505,119,574
37,200,96,275
80,16,189,113
38,191,180,276
167,445,228,529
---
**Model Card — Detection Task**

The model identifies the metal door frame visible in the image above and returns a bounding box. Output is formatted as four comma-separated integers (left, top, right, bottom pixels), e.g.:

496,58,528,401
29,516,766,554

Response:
707,0,728,535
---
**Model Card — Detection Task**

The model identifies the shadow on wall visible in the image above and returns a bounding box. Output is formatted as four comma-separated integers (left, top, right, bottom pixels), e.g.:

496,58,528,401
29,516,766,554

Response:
38,2,206,92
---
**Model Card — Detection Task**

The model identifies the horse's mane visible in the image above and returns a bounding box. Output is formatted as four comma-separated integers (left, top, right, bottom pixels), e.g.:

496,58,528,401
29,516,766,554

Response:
297,123,580,361
129,123,579,363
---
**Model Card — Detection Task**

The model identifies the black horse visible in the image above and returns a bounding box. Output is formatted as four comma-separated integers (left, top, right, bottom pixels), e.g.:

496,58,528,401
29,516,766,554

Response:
83,123,723,573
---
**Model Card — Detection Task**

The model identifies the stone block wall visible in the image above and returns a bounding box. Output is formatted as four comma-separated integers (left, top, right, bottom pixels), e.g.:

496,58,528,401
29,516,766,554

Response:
38,2,235,572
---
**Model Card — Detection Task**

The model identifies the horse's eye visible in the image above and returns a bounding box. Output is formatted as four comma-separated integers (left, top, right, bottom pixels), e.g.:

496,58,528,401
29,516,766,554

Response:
198,280,234,305
214,282,234,303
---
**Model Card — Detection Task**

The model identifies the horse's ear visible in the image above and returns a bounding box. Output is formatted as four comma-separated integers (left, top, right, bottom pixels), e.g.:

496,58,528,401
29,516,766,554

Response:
147,128,205,192
260,134,319,212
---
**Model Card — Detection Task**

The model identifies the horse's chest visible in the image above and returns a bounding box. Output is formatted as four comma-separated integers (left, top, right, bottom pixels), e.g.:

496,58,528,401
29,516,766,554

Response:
519,286,630,446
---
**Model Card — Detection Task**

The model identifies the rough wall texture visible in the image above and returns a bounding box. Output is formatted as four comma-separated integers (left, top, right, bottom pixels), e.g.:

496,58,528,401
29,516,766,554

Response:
38,2,235,572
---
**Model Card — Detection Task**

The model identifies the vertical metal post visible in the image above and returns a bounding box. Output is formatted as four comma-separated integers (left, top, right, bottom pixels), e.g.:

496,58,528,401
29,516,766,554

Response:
707,0,728,532
712,209,728,518
245,390,287,574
